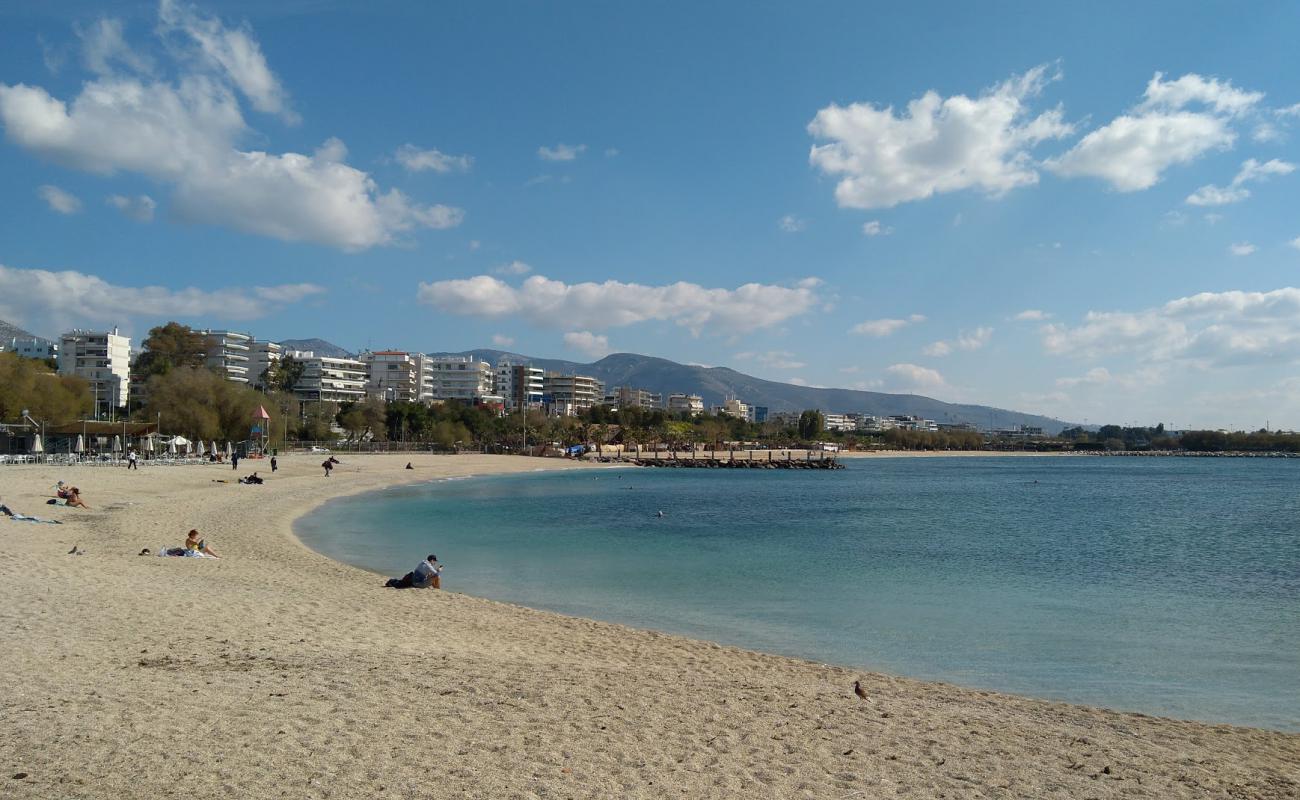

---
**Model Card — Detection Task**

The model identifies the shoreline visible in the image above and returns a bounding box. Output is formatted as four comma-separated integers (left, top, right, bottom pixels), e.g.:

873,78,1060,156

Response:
1,453,1296,798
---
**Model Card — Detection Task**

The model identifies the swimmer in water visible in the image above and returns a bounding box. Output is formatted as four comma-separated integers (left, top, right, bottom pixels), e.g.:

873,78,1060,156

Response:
656,510,665,518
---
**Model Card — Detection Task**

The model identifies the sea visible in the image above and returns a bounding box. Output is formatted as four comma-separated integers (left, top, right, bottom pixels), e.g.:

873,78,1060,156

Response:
295,456,1300,731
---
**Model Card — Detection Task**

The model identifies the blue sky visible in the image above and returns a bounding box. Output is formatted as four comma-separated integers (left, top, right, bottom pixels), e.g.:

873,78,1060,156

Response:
1,1,1298,429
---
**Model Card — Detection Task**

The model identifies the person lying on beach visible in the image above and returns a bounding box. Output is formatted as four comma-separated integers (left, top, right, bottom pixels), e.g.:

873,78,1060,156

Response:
63,487,90,509
385,555,442,589
239,472,264,485
1,501,64,524
184,529,221,558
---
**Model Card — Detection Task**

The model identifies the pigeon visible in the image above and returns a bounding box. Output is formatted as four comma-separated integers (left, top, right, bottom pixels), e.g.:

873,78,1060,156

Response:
853,680,869,702
67,544,79,554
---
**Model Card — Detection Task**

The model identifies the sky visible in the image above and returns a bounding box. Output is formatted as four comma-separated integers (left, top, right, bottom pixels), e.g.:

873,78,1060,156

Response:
1,1,1298,430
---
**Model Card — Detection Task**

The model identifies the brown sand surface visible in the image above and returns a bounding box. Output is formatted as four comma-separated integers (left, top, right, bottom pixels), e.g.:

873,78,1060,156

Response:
1,454,1296,799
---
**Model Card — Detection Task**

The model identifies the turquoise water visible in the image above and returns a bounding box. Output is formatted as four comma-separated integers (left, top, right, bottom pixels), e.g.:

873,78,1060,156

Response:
296,457,1300,730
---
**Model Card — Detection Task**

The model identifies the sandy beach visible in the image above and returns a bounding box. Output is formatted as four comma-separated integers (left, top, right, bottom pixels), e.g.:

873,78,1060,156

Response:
0,453,1295,799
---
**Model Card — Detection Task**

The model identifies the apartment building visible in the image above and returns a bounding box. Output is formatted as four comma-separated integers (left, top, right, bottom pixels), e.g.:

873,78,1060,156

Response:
823,413,856,432
495,360,544,409
542,373,603,416
58,328,131,418
2,336,57,361
604,386,663,410
249,341,283,390
360,350,423,402
198,329,253,384
427,356,495,401
711,397,751,420
667,393,704,415
289,351,368,404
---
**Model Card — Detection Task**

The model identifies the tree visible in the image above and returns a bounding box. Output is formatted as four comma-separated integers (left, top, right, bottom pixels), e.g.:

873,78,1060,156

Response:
299,403,336,441
134,322,210,378
0,352,92,423
140,366,277,442
337,396,387,441
797,410,825,440
268,356,306,394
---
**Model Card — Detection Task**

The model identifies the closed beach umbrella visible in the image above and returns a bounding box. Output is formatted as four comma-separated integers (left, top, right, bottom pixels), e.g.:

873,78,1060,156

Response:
210,440,218,456
196,440,206,457
74,434,84,453
225,442,232,458
112,435,122,452
168,439,177,455
144,436,154,453
32,434,43,453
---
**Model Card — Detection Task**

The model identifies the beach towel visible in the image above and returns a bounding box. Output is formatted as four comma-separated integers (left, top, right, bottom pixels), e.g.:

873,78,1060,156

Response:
156,546,216,558
0,505,63,524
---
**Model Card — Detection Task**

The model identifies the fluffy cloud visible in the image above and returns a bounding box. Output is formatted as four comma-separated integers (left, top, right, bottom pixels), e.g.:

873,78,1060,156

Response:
808,64,1073,209
1229,242,1256,256
76,17,154,77
1047,72,1261,191
0,263,323,334
850,314,925,337
1014,309,1051,321
1186,158,1294,206
923,326,992,357
491,260,532,276
734,350,806,370
884,363,947,392
395,144,473,173
563,330,610,358
106,193,156,222
538,143,586,161
37,184,81,214
416,275,821,335
861,220,892,236
777,214,806,233
0,6,460,250
1290,236,1300,251
1042,287,1300,367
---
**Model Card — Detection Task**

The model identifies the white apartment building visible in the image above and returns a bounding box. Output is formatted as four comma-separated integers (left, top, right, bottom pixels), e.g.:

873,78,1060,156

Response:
712,398,750,420
604,386,663,410
2,336,57,361
360,350,423,402
59,328,131,418
249,341,283,390
199,329,253,384
667,393,704,415
289,351,367,404
824,413,856,432
427,356,495,402
495,360,544,409
542,373,603,416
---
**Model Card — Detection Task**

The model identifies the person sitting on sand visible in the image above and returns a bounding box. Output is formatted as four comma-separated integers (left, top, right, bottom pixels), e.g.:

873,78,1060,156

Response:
184,529,221,558
405,462,414,470
240,472,264,485
64,487,90,509
386,554,442,589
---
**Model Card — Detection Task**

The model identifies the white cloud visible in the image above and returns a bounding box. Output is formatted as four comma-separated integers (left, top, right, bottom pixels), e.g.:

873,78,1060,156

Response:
0,262,323,334
416,275,821,336
394,143,473,173
923,326,993,356
106,193,156,221
538,143,586,161
158,0,297,123
1289,236,1300,250
734,350,806,370
884,363,947,392
1229,242,1257,256
1203,212,1224,225
76,17,154,77
777,214,806,233
563,330,610,358
808,64,1073,210
37,184,81,214
1186,158,1294,206
850,313,925,337
1047,72,1261,191
491,334,514,347
1055,366,1165,391
1042,287,1300,367
1014,309,1050,321
839,365,862,374
861,220,892,236
604,147,619,158
0,7,460,251
491,260,532,276
1056,366,1113,387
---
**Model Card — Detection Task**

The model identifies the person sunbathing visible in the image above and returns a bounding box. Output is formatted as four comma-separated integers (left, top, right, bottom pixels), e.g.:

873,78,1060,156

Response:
64,487,90,509
184,529,221,558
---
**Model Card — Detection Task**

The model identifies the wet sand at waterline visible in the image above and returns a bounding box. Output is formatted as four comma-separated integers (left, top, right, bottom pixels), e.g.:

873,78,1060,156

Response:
0,454,1295,798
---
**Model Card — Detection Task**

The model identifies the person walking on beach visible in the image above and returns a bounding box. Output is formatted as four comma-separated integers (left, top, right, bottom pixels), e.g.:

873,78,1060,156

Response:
127,450,138,470
322,458,333,477
270,455,278,473
232,452,239,471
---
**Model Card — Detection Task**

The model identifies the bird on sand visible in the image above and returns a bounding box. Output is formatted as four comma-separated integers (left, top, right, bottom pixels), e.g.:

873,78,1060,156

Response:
853,680,869,701
67,544,85,555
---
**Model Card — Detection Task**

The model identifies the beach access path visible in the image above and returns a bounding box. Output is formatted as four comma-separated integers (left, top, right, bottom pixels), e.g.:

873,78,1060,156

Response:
0,453,1295,799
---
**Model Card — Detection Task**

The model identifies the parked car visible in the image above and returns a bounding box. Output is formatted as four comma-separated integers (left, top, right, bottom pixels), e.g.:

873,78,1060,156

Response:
309,446,330,454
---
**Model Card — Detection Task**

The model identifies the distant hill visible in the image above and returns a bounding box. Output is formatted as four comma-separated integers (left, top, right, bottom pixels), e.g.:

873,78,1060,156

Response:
277,338,353,358
0,317,43,342
434,349,1071,433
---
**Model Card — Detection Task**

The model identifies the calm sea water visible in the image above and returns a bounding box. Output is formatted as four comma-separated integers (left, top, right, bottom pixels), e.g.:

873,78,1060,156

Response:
296,457,1299,730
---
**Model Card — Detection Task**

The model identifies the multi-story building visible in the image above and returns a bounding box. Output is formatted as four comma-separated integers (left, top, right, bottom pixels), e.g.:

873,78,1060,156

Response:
823,413,856,432
289,351,367,404
603,386,663,411
667,393,704,415
712,397,751,420
542,373,603,416
751,406,769,424
249,341,283,390
198,329,253,384
427,356,495,402
2,336,57,361
495,360,544,410
360,350,423,402
58,328,131,419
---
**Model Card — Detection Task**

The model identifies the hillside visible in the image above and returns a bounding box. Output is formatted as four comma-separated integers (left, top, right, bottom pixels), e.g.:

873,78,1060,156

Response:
436,349,1071,433
0,318,42,342
277,338,353,358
